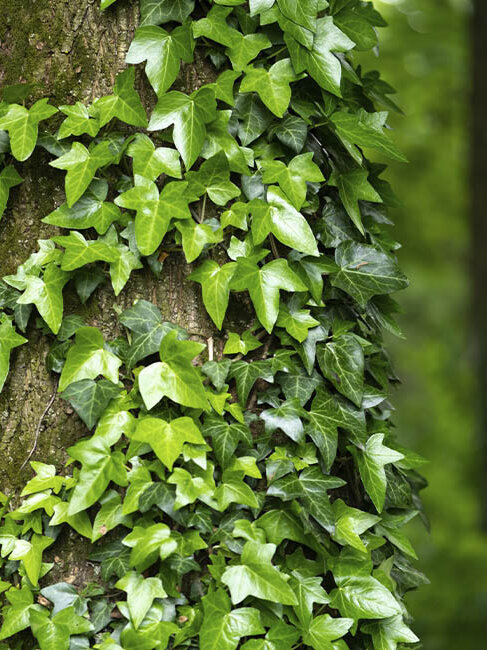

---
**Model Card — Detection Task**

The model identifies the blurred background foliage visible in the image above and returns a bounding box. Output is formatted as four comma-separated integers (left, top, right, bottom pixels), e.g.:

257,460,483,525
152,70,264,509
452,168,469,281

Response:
362,0,487,646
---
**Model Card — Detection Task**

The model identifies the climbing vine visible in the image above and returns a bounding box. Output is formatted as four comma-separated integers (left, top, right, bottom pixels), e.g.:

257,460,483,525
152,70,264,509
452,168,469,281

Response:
0,0,427,648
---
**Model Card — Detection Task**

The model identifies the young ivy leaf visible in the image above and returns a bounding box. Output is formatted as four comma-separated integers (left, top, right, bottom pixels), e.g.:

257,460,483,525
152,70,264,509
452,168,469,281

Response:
230,257,308,333
317,334,364,407
115,571,167,630
301,614,354,649
126,23,194,98
250,187,319,257
148,86,217,169
277,0,318,32
199,588,264,650
362,614,420,650
328,168,382,235
140,0,195,26
126,133,181,181
349,433,404,512
190,260,237,329
227,32,272,72
202,110,253,175
221,541,298,605
186,151,241,206
58,327,122,392
91,67,147,128
331,241,409,308
17,263,70,334
50,140,116,207
240,58,301,118
175,220,223,264
138,330,209,411
330,574,401,621
0,99,57,161
57,102,100,139
115,176,191,256
29,606,93,650
259,152,324,210
0,318,27,392
192,6,240,47
223,330,262,355
43,179,122,234
0,166,23,220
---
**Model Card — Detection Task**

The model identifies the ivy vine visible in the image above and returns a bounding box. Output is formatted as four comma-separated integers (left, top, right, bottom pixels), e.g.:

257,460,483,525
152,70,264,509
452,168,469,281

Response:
0,0,428,648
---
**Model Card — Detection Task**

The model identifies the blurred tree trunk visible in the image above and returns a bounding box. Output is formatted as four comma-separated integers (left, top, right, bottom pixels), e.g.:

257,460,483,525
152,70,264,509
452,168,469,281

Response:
471,0,487,529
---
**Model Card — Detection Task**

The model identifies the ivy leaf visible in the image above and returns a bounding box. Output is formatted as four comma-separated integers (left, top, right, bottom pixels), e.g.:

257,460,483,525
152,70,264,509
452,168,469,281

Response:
115,571,167,630
138,330,209,410
59,327,121,392
235,94,273,146
256,510,309,547
0,586,44,640
302,614,354,649
186,151,241,205
278,366,323,406
50,141,116,207
203,415,251,468
0,165,23,220
92,490,132,542
91,68,147,128
277,0,318,31
202,110,252,175
259,153,324,210
175,217,222,263
317,334,364,407
305,17,355,97
330,575,401,621
43,179,121,234
67,435,128,515
61,379,121,430
167,465,216,509
122,523,176,571
8,534,54,587
140,0,195,25
193,6,241,47
49,502,93,539
331,499,380,553
330,110,407,163
240,59,300,118
126,24,194,98
58,102,100,139
261,399,306,443
29,606,93,650
227,33,272,71
277,300,320,343
0,99,57,160
334,7,378,51
250,188,319,257
39,582,86,616
129,416,205,470
216,475,260,511
17,263,70,334
362,615,419,650
275,115,308,153
115,176,190,256
305,387,365,470
222,541,298,605
228,359,274,406
231,258,307,333
190,260,237,329
126,133,181,180
289,571,330,628
0,318,27,392
331,242,409,308
223,330,262,355
350,433,404,512
148,87,217,168
328,168,382,234
53,230,118,270
199,588,264,650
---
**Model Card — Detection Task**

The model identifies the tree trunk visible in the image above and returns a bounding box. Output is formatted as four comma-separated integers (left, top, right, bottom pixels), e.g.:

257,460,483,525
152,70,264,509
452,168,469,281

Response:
471,0,487,530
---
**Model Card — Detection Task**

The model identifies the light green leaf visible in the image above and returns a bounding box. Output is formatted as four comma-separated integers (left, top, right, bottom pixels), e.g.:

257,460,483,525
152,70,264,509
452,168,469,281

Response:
289,571,330,628
190,260,236,329
186,151,241,205
58,102,100,139
30,606,93,650
0,165,23,220
92,490,132,542
259,152,324,209
362,615,419,650
91,67,147,127
17,263,70,334
277,0,318,31
223,330,261,355
9,534,53,587
167,466,216,510
328,168,382,234
0,318,27,392
0,99,57,160
203,415,252,468
302,614,353,649
227,33,272,71
277,300,320,343
332,499,380,553
240,58,300,118
330,575,401,620
115,571,167,629
127,133,181,180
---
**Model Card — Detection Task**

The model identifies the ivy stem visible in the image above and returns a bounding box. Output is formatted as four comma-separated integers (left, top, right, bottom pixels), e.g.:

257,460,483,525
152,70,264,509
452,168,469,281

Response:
199,193,207,223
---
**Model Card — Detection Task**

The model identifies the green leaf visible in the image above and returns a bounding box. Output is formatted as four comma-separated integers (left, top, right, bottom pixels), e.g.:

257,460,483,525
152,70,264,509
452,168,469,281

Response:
317,334,364,407
17,263,70,334
227,32,272,71
204,415,252,468
277,300,320,343
58,102,100,139
140,0,195,25
0,586,44,640
0,99,57,160
193,6,240,47
331,241,409,308
0,318,27,392
115,571,167,629
190,260,236,329
43,180,121,234
302,614,353,649
8,534,54,587
115,176,190,256
30,606,93,650
40,582,86,616
202,111,251,175
334,8,377,51
250,187,319,256
0,165,23,220
50,140,116,207
186,151,241,205
199,589,264,650
350,433,404,512
362,615,419,650
275,115,308,153
327,168,382,234
127,133,181,180
62,379,121,429
91,67,147,128
92,490,132,542
59,327,122,392
231,257,307,333
122,523,176,571
261,399,306,443
330,575,401,621
221,541,298,605
138,330,209,410
129,416,205,470
259,153,324,210
223,330,262,355
228,359,274,406
330,110,407,163
235,94,273,146
68,433,128,515
332,499,380,553
167,465,216,509
256,510,309,547
277,0,318,31
240,58,300,117
289,571,330,628
126,24,193,98
215,476,259,510
148,87,217,168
